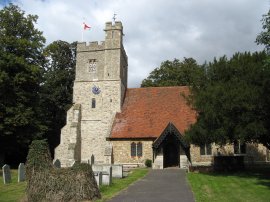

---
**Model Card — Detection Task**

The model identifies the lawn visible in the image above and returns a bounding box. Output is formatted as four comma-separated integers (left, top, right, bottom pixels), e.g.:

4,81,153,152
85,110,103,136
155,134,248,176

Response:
0,170,26,202
187,169,270,202
0,168,149,202
3,168,268,202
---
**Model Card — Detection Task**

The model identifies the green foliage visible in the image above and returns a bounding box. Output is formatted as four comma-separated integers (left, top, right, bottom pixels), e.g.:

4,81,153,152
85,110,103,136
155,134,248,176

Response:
141,58,204,87
186,52,270,149
256,9,270,52
0,4,46,163
26,139,52,172
39,40,76,154
145,159,152,167
188,170,270,202
0,4,76,164
26,139,101,201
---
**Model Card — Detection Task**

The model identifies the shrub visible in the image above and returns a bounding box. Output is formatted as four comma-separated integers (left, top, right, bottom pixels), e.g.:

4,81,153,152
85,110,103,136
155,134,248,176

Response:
26,140,101,201
145,159,152,168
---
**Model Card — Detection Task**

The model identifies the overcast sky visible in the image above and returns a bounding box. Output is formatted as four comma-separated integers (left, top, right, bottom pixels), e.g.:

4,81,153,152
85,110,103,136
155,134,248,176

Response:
0,0,269,87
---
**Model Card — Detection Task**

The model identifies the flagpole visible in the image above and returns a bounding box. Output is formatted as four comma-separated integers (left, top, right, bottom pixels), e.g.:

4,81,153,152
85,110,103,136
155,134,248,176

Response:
82,22,84,42
82,18,85,42
82,28,84,42
81,22,91,42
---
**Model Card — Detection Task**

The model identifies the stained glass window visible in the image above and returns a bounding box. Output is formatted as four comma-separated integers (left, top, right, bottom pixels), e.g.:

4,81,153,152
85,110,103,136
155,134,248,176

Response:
137,142,143,157
131,142,136,157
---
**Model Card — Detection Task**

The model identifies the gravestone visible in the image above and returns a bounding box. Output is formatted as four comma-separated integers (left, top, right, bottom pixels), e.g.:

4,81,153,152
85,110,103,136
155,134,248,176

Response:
2,164,11,184
53,159,61,168
91,154,95,165
18,163,25,182
92,165,112,185
111,164,123,178
93,171,102,187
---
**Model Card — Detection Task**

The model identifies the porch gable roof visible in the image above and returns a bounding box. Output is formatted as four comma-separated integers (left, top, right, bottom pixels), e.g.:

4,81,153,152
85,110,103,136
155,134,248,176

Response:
152,122,189,149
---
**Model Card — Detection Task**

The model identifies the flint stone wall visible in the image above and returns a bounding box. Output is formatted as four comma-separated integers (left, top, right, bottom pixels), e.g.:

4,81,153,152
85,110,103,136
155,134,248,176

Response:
111,140,153,164
190,143,269,166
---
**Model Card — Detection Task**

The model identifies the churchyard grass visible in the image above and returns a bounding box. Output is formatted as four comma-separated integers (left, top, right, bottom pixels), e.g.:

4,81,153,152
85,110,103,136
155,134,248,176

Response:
96,168,149,202
0,168,148,202
0,169,26,202
187,169,270,202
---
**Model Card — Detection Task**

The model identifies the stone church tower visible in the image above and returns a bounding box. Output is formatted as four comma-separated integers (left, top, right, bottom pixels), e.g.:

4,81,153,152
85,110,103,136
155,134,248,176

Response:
54,21,128,167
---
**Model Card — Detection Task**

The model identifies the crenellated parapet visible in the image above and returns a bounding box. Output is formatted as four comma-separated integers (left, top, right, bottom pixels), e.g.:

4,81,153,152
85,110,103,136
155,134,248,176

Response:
104,21,123,31
77,41,105,52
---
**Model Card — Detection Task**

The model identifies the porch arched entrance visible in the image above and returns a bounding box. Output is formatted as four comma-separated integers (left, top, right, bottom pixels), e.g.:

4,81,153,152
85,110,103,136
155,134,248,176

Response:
152,122,190,169
163,134,180,167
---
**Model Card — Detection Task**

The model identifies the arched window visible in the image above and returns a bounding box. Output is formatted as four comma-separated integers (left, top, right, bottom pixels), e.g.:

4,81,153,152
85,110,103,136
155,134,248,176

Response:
200,143,212,155
234,141,246,154
130,142,143,157
137,142,143,157
131,142,136,157
92,98,96,108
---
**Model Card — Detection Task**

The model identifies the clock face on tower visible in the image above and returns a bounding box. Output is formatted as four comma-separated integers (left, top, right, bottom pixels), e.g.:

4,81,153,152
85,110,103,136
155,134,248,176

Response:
92,85,101,95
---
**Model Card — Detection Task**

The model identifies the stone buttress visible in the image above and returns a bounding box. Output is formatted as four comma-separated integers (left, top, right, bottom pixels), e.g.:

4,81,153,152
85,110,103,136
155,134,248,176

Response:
54,21,128,167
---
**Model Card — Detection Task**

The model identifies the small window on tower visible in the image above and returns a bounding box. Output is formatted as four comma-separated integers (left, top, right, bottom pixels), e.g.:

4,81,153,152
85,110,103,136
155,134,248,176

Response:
91,98,96,108
88,59,97,73
112,31,114,38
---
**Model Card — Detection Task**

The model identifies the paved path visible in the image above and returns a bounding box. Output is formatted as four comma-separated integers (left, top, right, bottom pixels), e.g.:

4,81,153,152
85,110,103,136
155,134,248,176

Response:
108,169,195,202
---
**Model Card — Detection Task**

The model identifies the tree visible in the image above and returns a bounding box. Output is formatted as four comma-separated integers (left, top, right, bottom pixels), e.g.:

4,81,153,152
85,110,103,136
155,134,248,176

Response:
185,52,270,150
40,40,76,156
141,58,205,87
0,4,46,165
256,9,270,52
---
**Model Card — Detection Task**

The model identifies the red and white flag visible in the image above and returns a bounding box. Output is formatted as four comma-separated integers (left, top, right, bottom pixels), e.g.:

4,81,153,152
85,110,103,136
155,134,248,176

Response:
83,22,91,30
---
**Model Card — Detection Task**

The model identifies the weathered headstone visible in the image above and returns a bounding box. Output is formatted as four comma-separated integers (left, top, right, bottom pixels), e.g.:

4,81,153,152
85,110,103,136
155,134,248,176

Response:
53,159,61,168
2,164,11,184
111,164,123,178
92,165,112,185
94,171,102,187
91,154,95,165
18,163,25,182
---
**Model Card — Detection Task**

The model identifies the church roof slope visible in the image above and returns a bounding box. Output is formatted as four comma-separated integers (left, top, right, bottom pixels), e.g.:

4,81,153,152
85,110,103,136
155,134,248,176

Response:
110,86,197,139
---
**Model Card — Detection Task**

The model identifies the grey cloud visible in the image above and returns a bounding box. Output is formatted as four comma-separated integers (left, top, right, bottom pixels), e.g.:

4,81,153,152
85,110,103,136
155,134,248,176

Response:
4,0,269,87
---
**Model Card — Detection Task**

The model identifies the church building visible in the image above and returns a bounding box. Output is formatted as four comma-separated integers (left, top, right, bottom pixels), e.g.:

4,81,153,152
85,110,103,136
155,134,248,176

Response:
54,21,270,169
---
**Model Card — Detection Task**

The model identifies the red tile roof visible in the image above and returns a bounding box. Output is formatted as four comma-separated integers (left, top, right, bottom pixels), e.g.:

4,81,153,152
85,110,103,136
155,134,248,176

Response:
110,86,197,139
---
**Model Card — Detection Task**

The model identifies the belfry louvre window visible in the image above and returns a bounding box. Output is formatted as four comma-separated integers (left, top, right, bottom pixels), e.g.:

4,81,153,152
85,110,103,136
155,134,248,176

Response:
200,143,212,155
130,142,143,157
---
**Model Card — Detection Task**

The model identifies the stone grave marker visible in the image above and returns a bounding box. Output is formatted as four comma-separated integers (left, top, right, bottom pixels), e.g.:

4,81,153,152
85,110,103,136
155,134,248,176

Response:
91,154,95,165
53,159,61,168
2,164,11,184
18,163,25,182
94,171,102,187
